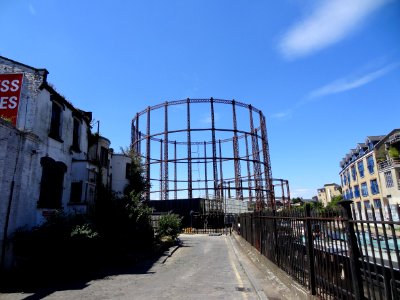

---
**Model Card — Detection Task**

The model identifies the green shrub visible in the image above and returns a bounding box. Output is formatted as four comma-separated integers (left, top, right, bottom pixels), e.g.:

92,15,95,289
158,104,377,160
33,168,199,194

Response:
157,213,182,240
389,146,400,159
71,224,99,239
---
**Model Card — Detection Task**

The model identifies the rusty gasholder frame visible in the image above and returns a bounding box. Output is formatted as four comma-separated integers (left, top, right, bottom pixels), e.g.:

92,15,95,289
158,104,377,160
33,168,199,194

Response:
131,98,275,211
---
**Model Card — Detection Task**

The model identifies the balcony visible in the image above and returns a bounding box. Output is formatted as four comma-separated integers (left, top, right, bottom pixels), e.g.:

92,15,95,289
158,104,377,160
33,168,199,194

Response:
378,158,400,171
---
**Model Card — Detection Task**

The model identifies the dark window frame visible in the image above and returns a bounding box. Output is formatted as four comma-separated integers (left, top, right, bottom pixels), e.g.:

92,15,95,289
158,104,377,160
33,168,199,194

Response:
72,117,81,152
49,101,64,142
38,157,67,209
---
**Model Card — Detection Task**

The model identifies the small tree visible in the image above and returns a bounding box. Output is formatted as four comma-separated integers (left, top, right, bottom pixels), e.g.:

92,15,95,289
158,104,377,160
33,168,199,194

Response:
389,146,400,159
327,195,343,209
291,197,304,205
121,147,147,197
94,147,154,251
158,213,182,240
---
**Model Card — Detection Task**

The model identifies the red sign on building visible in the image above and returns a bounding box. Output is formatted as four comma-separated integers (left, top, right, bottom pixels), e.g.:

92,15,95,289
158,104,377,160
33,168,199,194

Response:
0,73,24,126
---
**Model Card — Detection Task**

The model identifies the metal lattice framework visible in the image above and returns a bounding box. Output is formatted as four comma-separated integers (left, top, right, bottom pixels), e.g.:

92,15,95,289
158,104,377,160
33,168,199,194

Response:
131,98,276,210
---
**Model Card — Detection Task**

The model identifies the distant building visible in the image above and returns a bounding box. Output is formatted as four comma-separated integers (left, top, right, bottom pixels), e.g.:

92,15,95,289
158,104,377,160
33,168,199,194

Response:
339,131,400,220
317,183,342,207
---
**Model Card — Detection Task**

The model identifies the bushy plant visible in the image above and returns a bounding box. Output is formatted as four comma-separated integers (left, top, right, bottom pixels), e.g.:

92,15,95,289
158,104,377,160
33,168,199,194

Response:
157,213,182,240
71,224,99,239
389,146,400,159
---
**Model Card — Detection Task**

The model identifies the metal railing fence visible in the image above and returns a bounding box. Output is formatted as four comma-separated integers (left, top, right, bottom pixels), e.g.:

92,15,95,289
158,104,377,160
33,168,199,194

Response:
237,201,400,300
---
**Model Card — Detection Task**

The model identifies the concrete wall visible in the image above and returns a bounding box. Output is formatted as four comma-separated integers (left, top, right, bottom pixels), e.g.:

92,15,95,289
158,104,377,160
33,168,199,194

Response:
111,153,130,197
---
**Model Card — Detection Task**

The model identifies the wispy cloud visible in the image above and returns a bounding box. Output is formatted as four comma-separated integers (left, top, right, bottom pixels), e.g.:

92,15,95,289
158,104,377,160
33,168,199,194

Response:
279,0,390,59
271,61,399,120
270,110,293,120
201,112,220,125
307,62,399,99
29,4,37,16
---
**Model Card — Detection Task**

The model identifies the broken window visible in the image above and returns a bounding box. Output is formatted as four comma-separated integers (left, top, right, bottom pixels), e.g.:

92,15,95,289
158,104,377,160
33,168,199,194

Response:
70,181,83,203
100,146,108,167
72,117,81,151
38,157,67,209
49,102,63,141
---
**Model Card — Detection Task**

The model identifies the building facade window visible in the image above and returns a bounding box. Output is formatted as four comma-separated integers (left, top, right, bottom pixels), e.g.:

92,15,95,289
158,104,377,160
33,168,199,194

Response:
70,181,83,203
72,118,81,151
349,188,354,199
38,157,67,208
357,201,362,212
364,200,371,209
351,165,357,181
361,182,368,197
373,199,382,209
366,155,375,174
384,171,394,188
358,161,365,178
49,102,63,141
354,185,360,198
370,179,379,195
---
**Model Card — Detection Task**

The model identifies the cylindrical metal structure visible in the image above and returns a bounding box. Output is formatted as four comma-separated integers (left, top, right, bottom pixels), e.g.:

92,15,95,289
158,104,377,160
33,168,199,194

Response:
131,98,275,210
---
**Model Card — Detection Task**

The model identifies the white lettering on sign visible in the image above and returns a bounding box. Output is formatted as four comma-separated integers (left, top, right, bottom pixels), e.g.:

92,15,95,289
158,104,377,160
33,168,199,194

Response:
0,96,18,109
0,79,21,92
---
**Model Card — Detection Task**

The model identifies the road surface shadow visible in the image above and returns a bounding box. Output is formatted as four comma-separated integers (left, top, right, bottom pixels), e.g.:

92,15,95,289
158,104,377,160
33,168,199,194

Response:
0,245,176,299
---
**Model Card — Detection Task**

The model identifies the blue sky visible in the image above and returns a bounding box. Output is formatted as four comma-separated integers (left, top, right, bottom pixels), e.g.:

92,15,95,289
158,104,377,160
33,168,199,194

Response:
1,0,399,199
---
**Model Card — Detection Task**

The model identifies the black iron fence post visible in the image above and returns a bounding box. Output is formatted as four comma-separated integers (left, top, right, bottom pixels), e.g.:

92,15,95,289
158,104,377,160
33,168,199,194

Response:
305,204,316,295
339,200,365,300
272,209,279,266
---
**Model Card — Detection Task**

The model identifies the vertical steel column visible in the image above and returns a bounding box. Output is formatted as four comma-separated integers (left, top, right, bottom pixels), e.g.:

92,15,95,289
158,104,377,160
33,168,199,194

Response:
280,179,285,208
135,113,140,153
286,180,291,208
137,131,142,154
204,141,209,199
131,113,138,152
260,113,275,209
130,120,137,150
249,106,263,211
187,99,193,199
228,181,231,199
145,107,151,201
232,100,243,200
219,139,224,201
163,103,169,200
159,140,163,200
210,98,218,199
254,129,264,199
174,141,177,200
245,133,253,203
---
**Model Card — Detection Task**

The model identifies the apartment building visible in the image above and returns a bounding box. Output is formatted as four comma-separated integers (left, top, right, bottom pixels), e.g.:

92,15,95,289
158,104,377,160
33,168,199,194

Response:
317,183,342,207
340,131,400,220
374,129,400,216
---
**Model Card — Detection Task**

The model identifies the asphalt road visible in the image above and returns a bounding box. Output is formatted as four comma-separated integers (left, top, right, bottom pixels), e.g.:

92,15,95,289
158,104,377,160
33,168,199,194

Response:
0,234,306,300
